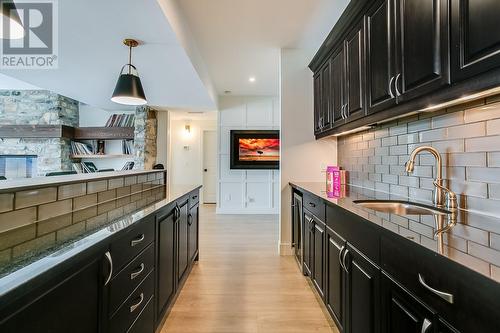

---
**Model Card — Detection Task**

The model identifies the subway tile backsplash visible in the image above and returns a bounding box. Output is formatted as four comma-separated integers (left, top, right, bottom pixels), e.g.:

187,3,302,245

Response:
338,94,500,217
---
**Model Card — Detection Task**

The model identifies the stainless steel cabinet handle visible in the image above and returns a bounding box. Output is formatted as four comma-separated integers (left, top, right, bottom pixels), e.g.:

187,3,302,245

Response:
389,76,395,98
338,246,346,271
308,202,316,208
130,263,145,280
344,104,348,119
342,249,350,272
395,73,402,96
130,233,145,247
129,292,144,313
188,214,193,226
421,318,432,333
418,274,454,304
104,251,113,286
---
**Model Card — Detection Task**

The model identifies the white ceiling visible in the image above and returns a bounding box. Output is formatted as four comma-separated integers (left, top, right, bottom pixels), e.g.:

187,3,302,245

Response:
173,0,349,96
0,0,217,111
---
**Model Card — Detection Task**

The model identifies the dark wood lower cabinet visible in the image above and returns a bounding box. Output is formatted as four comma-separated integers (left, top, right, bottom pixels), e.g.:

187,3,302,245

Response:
344,245,380,333
0,251,104,333
0,188,201,333
303,210,314,276
326,227,346,330
312,219,325,297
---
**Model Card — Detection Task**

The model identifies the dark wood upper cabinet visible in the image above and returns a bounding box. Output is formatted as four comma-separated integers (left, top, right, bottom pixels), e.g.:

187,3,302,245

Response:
344,21,366,122
331,47,345,128
395,0,450,101
451,0,500,81
313,73,322,135
320,61,332,130
365,0,397,114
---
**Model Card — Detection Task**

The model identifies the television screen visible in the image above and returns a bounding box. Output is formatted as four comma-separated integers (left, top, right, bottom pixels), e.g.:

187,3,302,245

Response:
230,130,280,169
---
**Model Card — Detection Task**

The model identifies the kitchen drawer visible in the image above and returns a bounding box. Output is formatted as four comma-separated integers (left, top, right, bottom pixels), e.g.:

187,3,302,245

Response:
110,215,155,273
189,191,199,208
326,203,380,264
303,192,325,221
109,243,155,316
380,232,500,333
127,295,154,333
109,270,154,333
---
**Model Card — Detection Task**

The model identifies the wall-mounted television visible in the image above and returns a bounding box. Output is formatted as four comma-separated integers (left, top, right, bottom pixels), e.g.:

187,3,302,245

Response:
230,130,280,170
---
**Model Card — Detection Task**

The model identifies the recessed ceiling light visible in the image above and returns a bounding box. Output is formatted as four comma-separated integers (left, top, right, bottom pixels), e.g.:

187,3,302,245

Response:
249,76,256,83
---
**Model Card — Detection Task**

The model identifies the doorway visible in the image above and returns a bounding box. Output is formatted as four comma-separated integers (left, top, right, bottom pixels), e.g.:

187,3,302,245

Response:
202,130,217,203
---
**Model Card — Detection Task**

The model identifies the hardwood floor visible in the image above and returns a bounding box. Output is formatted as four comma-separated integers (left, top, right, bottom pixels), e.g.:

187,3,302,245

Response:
160,204,338,333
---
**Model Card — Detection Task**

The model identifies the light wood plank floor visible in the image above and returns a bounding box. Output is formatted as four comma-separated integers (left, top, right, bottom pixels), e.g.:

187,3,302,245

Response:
160,205,339,333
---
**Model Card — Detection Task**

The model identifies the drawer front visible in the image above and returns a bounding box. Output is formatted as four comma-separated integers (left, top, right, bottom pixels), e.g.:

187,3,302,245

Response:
110,215,155,273
109,271,154,333
127,295,154,333
380,232,500,332
189,190,199,208
326,203,380,264
109,243,155,315
303,192,325,221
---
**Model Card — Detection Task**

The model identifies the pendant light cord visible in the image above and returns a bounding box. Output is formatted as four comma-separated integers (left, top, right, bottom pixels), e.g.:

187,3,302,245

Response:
128,44,132,75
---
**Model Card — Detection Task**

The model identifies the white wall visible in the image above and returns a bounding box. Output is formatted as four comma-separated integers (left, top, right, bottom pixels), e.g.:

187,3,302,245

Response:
78,104,135,170
217,95,280,214
280,48,337,255
169,116,217,200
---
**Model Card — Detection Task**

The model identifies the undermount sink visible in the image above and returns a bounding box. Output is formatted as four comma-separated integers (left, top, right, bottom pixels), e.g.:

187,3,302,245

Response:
353,200,450,216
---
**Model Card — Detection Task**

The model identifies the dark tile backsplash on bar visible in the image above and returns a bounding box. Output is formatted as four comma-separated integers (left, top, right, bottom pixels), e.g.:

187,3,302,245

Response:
338,94,500,217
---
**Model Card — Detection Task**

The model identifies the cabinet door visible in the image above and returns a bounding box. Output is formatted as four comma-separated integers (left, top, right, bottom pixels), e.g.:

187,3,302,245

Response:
157,205,176,317
188,203,199,262
0,252,104,333
345,21,366,123
292,192,303,260
451,0,500,81
345,244,380,333
365,0,397,114
312,219,325,297
326,227,346,331
313,73,322,134
303,211,314,276
381,274,436,333
177,199,189,282
320,61,332,130
395,0,449,102
331,48,346,128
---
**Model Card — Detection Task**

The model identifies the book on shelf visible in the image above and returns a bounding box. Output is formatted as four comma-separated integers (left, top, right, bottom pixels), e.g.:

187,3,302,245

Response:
71,140,101,156
122,139,134,155
105,114,135,127
72,163,83,173
81,161,98,173
122,161,134,170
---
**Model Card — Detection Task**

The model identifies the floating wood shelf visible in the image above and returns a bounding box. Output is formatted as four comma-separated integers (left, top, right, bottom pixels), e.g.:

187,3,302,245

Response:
70,154,134,159
74,127,134,140
0,125,135,140
0,125,74,139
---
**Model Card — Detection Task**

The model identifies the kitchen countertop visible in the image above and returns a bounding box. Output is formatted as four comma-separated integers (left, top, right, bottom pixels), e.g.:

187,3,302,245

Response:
0,169,165,193
0,184,201,298
290,182,500,283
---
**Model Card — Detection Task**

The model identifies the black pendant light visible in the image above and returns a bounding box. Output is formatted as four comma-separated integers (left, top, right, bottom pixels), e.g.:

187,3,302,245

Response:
111,39,147,106
0,1,24,39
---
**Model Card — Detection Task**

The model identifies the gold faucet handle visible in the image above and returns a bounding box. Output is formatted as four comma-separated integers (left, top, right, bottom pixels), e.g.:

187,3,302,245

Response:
433,180,458,210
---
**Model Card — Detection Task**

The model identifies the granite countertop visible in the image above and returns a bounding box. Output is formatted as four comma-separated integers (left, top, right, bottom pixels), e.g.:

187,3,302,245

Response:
0,184,201,298
290,182,500,283
0,169,165,193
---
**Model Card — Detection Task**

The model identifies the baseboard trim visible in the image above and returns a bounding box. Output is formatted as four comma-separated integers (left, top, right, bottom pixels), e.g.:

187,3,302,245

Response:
279,242,293,256
216,208,279,215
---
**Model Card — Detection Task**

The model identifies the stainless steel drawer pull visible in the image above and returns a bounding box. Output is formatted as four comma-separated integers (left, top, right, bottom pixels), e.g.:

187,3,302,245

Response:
130,263,145,280
308,202,316,208
130,234,145,247
130,292,144,313
104,251,113,286
421,318,432,333
418,274,454,304
338,246,346,271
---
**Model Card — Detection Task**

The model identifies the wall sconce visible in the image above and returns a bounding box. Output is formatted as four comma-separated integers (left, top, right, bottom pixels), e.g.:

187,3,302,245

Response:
184,124,191,134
